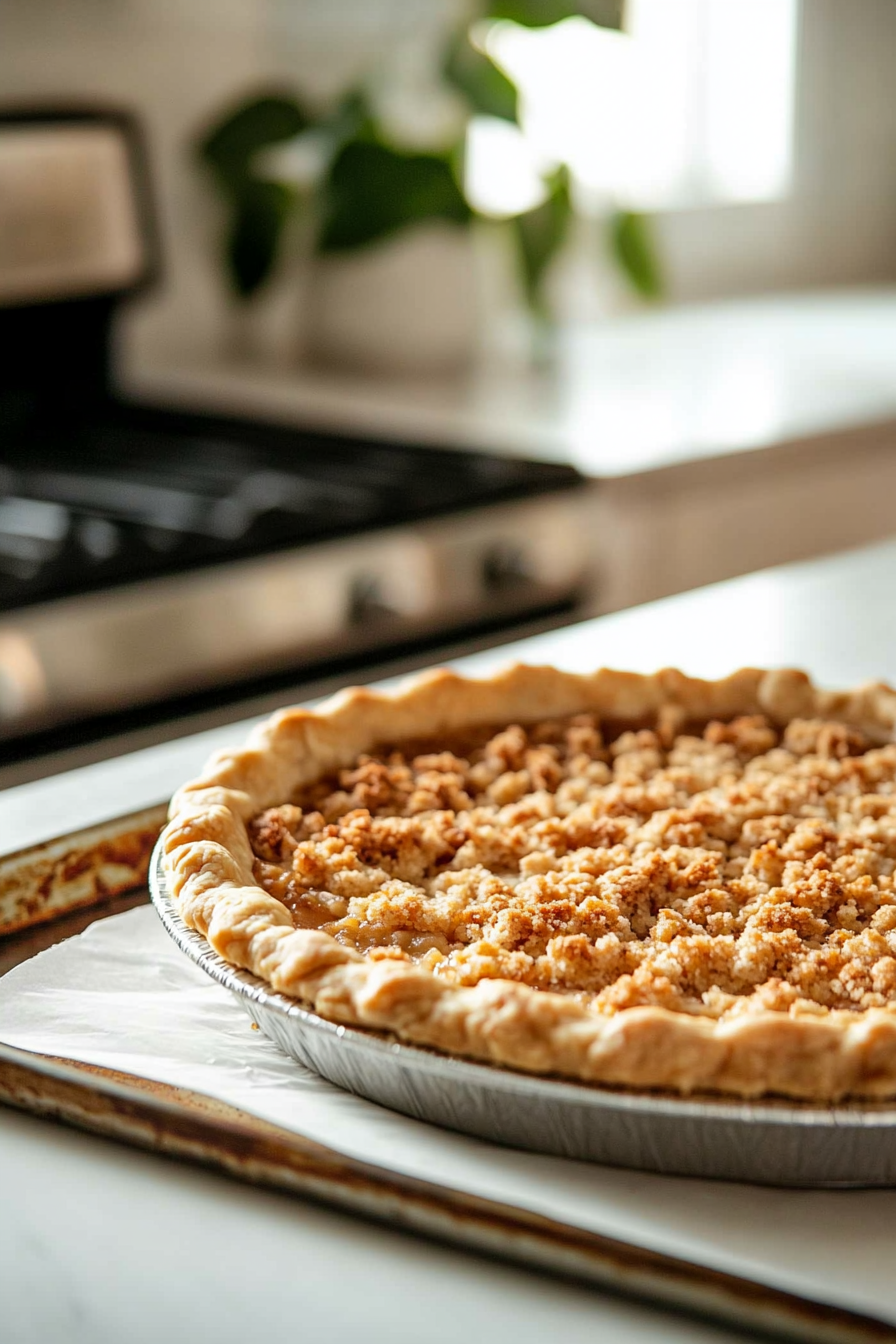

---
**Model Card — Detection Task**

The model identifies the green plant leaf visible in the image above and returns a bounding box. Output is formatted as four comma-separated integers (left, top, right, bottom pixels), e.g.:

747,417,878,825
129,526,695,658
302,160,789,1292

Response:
326,88,378,152
199,94,310,191
227,179,296,297
196,92,311,300
484,0,622,29
442,32,518,121
510,166,572,313
608,210,663,299
318,141,472,253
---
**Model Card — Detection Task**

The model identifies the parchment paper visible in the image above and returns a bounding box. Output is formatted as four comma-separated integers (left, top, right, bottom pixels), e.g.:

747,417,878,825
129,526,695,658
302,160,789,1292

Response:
1,905,894,1323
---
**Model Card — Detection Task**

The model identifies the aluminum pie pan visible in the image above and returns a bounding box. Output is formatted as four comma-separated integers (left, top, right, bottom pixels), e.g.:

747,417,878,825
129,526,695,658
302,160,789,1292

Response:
150,843,896,1187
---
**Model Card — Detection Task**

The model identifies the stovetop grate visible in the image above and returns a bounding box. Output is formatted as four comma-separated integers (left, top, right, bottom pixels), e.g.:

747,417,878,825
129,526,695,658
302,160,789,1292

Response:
0,405,579,610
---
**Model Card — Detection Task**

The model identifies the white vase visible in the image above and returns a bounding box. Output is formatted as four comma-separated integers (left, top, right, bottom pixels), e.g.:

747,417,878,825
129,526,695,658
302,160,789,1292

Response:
304,221,479,375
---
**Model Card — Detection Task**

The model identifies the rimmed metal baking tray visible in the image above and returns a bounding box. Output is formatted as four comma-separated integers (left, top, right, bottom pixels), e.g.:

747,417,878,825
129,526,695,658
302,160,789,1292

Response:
150,842,896,1187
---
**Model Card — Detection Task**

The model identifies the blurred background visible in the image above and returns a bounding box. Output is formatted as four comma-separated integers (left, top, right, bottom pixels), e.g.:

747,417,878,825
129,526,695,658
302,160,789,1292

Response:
3,0,896,784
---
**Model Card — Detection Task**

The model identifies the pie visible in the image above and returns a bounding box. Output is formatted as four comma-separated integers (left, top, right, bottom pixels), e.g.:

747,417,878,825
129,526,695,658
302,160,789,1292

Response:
161,665,896,1101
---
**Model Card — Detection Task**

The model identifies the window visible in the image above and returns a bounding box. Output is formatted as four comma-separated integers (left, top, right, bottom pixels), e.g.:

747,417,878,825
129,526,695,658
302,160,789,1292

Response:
467,0,799,215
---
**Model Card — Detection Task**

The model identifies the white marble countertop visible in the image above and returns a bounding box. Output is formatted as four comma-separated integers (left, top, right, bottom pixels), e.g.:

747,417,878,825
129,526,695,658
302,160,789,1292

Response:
4,537,896,1343
0,1106,751,1344
127,289,896,477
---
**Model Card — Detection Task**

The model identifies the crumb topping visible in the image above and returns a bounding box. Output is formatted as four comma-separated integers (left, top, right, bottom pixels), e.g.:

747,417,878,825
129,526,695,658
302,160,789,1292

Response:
248,714,896,1021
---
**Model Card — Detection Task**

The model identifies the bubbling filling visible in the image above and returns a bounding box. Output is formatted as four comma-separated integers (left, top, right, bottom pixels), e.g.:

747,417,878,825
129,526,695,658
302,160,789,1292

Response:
249,713,896,1020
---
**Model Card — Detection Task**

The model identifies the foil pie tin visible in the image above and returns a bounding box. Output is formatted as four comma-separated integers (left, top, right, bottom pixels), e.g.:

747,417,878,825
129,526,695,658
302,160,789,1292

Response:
150,843,896,1187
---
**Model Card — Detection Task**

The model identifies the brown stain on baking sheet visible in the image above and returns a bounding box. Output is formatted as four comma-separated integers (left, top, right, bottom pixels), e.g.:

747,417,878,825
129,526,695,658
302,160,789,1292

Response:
0,805,167,937
0,1043,891,1344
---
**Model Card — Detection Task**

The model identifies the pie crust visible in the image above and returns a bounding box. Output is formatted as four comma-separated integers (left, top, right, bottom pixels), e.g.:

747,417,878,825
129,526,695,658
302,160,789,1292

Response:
161,665,896,1101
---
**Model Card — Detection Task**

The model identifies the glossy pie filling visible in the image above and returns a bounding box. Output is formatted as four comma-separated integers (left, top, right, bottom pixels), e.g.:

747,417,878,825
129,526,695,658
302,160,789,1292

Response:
249,714,896,1021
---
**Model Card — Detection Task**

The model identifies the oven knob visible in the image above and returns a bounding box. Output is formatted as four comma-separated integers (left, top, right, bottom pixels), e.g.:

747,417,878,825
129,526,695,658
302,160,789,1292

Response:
481,541,532,592
347,575,396,625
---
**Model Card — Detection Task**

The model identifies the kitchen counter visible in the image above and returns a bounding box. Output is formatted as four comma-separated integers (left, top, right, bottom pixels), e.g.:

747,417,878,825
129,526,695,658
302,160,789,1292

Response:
127,289,896,614
128,290,896,477
3,537,896,1343
1,1106,749,1344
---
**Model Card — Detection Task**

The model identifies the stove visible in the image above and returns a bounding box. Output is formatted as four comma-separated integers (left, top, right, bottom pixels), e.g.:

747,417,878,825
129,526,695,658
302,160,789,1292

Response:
0,107,591,767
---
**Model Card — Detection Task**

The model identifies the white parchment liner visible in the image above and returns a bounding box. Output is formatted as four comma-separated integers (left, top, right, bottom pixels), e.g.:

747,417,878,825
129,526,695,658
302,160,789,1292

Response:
1,906,894,1324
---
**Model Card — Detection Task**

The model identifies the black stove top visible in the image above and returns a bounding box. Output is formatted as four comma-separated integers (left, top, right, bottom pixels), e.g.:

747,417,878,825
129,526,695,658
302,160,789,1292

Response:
0,106,583,616
0,107,593,778
0,402,580,611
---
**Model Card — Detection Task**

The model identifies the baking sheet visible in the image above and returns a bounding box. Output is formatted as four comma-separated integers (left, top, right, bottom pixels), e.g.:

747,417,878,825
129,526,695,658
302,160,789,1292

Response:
1,905,896,1327
0,803,164,936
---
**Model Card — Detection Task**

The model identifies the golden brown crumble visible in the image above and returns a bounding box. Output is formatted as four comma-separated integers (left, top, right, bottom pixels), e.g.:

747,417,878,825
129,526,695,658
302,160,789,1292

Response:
248,713,896,1021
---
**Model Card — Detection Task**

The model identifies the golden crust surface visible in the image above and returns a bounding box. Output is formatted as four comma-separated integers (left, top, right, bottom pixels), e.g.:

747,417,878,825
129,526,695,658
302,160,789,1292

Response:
161,665,896,1100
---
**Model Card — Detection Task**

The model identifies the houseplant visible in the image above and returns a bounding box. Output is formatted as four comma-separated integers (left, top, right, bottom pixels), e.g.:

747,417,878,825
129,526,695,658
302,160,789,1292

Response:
196,0,662,370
